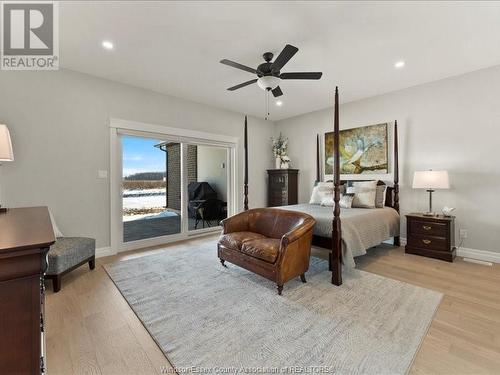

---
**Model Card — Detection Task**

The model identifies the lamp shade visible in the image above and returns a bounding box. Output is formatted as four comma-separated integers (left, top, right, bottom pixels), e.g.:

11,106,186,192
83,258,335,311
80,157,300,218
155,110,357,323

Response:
412,170,449,189
0,125,14,162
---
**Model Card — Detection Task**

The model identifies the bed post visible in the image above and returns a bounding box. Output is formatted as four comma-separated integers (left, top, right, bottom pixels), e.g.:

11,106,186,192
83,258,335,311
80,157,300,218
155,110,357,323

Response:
331,87,342,286
316,134,320,183
243,116,249,211
393,120,400,246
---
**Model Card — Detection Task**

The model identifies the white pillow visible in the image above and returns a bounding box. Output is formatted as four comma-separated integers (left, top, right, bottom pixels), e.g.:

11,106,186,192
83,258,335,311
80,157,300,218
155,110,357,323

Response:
309,186,322,204
49,209,64,238
340,194,355,209
351,181,378,208
320,194,334,206
310,184,334,205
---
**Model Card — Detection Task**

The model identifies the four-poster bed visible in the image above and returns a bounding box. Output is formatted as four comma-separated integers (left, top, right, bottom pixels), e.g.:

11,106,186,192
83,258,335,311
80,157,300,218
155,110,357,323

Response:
242,87,400,286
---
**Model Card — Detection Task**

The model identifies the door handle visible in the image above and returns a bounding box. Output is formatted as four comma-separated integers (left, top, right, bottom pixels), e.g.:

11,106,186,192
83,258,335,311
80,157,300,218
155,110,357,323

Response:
422,225,432,231
422,239,432,245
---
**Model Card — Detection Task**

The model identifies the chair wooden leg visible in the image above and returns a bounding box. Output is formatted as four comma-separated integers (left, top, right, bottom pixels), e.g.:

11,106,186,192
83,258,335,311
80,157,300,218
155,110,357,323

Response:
277,284,283,295
300,274,306,283
52,275,61,293
89,256,96,270
220,258,227,267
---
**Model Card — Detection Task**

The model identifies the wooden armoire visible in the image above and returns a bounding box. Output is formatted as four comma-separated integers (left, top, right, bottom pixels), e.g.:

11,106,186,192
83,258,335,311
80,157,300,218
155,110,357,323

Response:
267,169,299,207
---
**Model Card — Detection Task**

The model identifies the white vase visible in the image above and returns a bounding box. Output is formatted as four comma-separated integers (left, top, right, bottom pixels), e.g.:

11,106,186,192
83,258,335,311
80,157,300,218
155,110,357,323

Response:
275,157,281,169
281,161,289,169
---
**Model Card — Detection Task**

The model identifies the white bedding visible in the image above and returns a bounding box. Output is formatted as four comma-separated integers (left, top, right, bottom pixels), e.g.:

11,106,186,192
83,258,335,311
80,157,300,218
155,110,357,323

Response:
278,204,400,268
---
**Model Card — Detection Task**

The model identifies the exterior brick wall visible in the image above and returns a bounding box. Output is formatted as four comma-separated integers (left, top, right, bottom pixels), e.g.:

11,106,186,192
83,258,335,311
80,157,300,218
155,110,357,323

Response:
165,143,197,210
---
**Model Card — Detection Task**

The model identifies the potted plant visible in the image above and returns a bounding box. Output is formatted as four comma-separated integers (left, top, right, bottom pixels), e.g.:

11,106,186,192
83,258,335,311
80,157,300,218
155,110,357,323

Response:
271,133,291,169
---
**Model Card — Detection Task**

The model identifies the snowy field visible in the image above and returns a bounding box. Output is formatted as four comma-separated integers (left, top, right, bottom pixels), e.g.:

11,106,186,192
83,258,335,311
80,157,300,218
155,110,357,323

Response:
123,188,179,221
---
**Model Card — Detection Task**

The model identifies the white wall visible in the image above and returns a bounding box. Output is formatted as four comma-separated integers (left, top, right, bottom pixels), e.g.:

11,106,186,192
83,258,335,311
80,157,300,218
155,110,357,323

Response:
275,65,500,254
0,69,273,248
197,146,228,202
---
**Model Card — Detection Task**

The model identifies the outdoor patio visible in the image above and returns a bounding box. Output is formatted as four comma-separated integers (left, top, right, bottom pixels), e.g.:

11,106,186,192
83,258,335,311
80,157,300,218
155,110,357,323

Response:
123,216,220,242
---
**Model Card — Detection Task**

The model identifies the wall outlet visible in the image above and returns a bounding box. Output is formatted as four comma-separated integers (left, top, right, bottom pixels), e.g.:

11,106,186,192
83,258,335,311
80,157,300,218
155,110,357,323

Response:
459,229,468,239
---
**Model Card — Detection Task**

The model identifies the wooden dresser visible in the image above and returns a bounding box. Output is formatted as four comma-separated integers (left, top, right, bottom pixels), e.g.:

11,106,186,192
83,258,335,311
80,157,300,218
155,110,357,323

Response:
267,169,298,207
0,207,55,374
405,213,456,262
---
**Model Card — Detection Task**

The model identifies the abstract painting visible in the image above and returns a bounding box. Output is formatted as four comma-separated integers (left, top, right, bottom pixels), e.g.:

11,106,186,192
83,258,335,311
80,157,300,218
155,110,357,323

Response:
325,123,388,175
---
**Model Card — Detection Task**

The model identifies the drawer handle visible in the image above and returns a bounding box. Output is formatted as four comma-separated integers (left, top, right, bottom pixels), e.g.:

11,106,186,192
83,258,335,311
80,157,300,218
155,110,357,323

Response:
422,225,432,231
422,239,432,245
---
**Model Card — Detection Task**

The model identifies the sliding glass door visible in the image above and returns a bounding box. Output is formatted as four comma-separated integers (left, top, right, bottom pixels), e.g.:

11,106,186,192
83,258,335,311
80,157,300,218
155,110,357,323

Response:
111,123,236,252
122,135,181,242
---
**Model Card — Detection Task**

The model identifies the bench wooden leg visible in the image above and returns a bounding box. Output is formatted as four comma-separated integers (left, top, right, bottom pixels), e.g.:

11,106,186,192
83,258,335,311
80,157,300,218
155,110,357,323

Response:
277,284,283,295
300,274,306,283
52,275,61,293
89,256,95,270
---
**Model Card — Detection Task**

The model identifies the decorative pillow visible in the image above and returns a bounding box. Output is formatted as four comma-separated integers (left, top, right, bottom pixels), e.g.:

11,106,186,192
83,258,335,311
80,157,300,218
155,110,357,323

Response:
309,186,323,204
351,181,377,208
320,194,334,207
321,193,355,209
375,185,387,208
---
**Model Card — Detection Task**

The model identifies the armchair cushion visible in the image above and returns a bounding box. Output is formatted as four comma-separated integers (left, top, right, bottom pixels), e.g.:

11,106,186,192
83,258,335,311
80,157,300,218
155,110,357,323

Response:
241,238,280,263
219,231,265,250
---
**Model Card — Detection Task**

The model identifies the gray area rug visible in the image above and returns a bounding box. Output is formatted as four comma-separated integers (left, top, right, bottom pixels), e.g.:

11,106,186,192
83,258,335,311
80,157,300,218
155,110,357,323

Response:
105,238,442,374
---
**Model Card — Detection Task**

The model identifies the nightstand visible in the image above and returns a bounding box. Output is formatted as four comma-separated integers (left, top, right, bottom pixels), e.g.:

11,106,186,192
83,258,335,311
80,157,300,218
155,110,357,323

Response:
405,213,456,262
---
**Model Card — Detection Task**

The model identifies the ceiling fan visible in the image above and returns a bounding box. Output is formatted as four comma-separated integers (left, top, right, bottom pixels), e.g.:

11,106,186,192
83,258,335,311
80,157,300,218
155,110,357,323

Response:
220,44,322,97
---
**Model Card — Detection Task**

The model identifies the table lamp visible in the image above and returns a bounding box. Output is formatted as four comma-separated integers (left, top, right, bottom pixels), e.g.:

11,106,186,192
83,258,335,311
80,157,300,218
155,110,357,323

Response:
412,170,449,216
0,124,14,213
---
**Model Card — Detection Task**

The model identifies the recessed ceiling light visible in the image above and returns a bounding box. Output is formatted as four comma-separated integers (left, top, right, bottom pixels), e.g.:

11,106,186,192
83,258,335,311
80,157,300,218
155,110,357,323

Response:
276,101,283,106
394,60,405,69
102,40,114,50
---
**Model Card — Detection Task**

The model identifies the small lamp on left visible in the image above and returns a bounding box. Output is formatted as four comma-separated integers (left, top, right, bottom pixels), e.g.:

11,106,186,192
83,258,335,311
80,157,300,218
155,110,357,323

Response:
0,124,14,213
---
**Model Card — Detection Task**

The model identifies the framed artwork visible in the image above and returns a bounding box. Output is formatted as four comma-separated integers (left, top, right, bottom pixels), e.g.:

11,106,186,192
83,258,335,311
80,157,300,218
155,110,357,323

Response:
324,123,388,175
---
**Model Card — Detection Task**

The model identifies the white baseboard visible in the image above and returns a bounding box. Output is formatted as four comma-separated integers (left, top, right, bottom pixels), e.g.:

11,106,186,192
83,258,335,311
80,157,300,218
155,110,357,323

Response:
399,237,499,264
96,246,116,258
457,247,500,264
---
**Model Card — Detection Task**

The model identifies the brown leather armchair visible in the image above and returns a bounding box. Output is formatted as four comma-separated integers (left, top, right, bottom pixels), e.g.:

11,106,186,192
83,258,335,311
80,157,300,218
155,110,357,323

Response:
218,208,316,295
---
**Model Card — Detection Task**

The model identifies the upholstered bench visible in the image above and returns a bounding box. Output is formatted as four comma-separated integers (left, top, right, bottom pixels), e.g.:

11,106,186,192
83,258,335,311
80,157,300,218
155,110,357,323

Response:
45,237,96,292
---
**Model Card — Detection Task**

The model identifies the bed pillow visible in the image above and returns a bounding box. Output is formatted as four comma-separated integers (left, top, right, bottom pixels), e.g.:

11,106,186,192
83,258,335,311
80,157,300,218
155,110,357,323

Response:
340,193,355,208
320,194,333,207
309,186,323,204
375,185,387,208
320,193,355,209
351,180,377,208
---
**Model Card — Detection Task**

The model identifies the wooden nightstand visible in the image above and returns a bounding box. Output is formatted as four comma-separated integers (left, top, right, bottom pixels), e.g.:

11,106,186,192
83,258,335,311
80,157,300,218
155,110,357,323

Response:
405,213,456,262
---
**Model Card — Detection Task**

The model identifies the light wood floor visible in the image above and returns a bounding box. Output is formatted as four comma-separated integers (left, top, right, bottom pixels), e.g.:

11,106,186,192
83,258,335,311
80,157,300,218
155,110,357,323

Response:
45,235,500,374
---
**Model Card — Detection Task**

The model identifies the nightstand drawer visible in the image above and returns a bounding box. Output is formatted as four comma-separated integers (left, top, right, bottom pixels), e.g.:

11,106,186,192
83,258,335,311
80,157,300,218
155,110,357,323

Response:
407,234,448,251
410,220,447,237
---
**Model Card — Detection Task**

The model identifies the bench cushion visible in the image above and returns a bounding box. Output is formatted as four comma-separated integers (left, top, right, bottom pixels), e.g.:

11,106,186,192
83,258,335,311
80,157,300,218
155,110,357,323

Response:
46,237,96,275
241,238,280,263
219,231,266,250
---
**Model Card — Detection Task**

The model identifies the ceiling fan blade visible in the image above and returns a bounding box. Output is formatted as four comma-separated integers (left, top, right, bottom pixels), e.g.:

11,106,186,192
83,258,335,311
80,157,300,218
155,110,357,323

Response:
227,79,258,91
272,86,283,97
220,59,258,74
280,72,323,80
271,44,299,71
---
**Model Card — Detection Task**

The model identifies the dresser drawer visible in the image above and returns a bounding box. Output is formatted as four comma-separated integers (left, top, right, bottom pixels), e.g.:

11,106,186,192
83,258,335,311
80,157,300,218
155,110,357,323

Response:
410,220,447,237
269,174,287,188
407,234,448,252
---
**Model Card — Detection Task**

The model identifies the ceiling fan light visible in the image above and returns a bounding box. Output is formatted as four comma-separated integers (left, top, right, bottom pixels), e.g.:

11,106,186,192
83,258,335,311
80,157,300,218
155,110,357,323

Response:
257,76,280,91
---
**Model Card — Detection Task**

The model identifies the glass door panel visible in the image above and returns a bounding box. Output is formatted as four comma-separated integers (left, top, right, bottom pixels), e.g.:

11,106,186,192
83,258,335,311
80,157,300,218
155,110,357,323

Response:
187,144,229,232
122,135,181,242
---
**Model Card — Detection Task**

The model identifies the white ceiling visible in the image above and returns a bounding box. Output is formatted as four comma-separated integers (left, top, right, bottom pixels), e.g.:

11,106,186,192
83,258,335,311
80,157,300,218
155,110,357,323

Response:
60,1,500,121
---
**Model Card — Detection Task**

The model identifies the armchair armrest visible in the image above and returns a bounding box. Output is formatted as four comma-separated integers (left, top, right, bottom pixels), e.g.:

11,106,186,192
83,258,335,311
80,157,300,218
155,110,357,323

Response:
280,218,316,247
220,211,249,234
